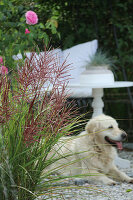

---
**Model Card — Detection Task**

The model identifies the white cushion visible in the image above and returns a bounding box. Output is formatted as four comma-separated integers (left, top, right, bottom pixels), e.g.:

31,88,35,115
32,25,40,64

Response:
12,49,63,64
63,39,98,85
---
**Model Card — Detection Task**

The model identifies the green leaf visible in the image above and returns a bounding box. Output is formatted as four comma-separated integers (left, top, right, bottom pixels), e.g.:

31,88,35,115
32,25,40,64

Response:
126,189,132,192
38,23,45,29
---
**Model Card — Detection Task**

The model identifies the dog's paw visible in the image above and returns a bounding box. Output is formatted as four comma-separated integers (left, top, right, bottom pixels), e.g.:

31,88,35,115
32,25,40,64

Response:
128,178,133,184
75,178,88,185
107,180,117,186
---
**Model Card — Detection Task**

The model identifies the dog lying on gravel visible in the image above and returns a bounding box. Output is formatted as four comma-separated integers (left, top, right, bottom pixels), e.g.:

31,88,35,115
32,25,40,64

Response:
47,114,133,185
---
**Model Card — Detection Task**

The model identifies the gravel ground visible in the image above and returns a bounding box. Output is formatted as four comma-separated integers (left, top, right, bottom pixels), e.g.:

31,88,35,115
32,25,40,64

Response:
37,149,133,200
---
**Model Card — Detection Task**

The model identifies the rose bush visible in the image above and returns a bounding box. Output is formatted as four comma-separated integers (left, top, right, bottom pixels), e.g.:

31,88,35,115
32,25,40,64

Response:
0,56,8,75
0,56,3,64
0,66,8,75
0,0,59,70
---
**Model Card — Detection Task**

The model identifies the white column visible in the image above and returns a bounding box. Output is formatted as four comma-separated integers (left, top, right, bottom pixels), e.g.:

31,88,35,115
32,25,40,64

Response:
92,88,104,118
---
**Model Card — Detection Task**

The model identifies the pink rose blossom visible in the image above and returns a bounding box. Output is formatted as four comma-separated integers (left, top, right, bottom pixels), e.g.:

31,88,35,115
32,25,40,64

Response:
0,66,8,75
25,28,30,34
25,11,38,25
0,56,3,64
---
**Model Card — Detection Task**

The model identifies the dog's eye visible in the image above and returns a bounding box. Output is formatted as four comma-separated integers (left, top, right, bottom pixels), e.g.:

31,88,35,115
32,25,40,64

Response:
108,126,113,129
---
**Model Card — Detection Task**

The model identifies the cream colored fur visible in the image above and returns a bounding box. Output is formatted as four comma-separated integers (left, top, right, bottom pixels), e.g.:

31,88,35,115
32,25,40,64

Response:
46,114,133,185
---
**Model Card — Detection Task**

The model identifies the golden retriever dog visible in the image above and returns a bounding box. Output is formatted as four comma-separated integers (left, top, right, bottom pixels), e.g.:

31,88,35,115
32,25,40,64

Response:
47,114,133,185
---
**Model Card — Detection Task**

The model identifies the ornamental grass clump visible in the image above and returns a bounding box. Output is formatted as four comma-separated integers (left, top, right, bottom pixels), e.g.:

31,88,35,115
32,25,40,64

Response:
86,50,115,70
0,47,78,200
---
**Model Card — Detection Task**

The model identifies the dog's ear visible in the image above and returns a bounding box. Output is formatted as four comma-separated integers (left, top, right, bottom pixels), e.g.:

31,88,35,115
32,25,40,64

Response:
85,119,100,134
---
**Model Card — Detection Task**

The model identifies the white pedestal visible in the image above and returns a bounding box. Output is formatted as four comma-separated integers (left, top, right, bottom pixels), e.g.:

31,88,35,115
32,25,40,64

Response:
92,88,104,118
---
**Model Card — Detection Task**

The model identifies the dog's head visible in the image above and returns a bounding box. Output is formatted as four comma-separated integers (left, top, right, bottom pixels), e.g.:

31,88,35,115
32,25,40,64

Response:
85,114,127,150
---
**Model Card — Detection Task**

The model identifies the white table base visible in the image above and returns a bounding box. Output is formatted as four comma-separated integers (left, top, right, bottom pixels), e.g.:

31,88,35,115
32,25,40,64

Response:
92,88,104,118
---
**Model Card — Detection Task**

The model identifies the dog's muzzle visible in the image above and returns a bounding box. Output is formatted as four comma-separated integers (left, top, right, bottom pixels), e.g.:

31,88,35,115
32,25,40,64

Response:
121,133,127,141
105,135,125,150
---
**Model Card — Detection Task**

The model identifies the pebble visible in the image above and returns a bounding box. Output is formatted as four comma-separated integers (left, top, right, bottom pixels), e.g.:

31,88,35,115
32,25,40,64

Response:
36,149,133,200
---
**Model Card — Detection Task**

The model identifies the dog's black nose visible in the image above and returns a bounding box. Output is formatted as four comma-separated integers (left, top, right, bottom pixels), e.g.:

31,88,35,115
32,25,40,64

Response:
121,133,127,140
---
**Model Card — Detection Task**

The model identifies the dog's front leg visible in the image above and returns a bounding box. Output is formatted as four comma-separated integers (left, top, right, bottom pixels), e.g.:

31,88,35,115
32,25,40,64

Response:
81,168,117,185
109,165,133,183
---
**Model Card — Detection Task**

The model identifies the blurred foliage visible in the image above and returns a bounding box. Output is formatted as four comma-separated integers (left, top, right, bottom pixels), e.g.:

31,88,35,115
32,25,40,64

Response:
1,0,133,80
35,0,132,138
34,0,133,82
0,0,59,70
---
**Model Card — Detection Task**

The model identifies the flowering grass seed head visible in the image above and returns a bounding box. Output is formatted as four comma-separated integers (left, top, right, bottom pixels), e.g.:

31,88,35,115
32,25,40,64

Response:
0,47,75,143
